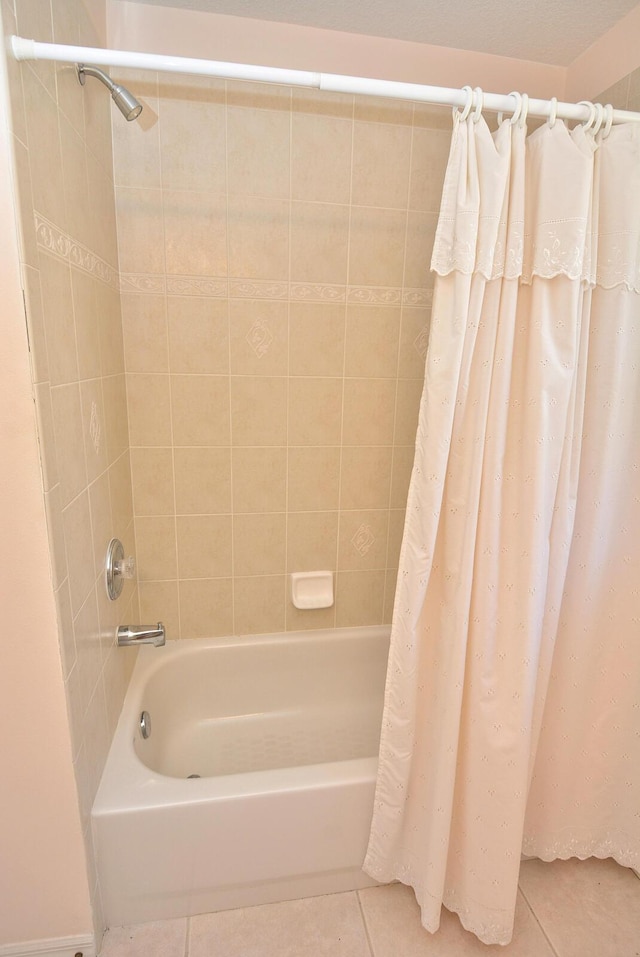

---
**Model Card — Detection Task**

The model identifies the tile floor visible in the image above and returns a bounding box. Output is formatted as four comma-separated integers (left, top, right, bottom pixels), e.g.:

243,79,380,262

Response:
99,858,640,957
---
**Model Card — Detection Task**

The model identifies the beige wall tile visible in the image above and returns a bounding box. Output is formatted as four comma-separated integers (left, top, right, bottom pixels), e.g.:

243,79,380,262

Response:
39,252,78,386
390,446,415,509
163,190,227,277
232,447,287,513
352,121,412,208
127,373,172,446
55,579,76,679
228,194,290,279
135,515,177,580
34,382,58,491
383,570,398,624
290,201,350,284
131,447,175,515
230,375,287,446
226,79,291,112
398,307,430,377
409,128,450,212
340,446,393,510
404,211,438,289
229,299,288,376
115,187,165,274
51,383,87,507
292,112,352,204
22,67,66,228
177,514,232,579
292,88,353,118
227,106,290,198
98,285,126,377
342,378,396,446
289,302,345,377
160,83,225,192
88,470,112,578
413,102,453,130
139,580,180,641
72,270,101,381
102,374,129,464
73,585,102,710
113,94,161,189
287,446,340,512
59,112,90,247
348,206,406,287
174,447,231,514
86,154,119,266
394,379,423,445
338,509,389,570
286,602,336,632
335,569,385,627
109,451,134,535
122,294,169,373
2,1,28,146
44,484,68,591
233,575,286,635
233,512,286,576
63,490,95,615
80,377,109,483
171,374,231,446
179,578,233,638
344,304,400,378
168,296,229,374
354,95,413,126
287,511,338,573
386,509,406,570
288,377,343,446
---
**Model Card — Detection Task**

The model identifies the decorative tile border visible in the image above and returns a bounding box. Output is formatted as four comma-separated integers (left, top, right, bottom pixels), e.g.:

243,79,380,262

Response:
34,212,119,290
120,273,433,305
34,213,434,307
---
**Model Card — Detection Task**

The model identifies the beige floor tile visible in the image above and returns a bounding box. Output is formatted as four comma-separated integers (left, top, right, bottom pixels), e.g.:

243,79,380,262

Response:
358,883,554,956
189,892,370,957
100,918,187,956
519,857,640,957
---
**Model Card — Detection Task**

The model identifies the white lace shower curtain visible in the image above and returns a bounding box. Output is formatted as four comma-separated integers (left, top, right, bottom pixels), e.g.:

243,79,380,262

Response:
364,113,640,945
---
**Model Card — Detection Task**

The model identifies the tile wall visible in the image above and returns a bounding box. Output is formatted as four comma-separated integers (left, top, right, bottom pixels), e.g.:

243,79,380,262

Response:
114,72,451,638
4,0,137,935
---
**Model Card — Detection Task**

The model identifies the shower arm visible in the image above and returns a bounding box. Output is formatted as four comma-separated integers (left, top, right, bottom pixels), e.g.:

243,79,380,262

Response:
10,35,640,127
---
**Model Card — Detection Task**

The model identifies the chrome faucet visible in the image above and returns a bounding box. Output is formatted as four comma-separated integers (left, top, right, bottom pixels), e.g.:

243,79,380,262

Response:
117,622,165,647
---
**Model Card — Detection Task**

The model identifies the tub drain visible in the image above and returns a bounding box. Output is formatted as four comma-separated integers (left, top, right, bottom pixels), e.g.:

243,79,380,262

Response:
187,773,201,778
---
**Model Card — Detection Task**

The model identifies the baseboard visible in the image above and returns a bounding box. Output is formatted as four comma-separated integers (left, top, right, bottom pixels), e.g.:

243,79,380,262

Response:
0,935,96,957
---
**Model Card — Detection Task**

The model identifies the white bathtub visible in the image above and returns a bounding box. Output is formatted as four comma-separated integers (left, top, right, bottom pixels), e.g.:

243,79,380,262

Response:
92,625,389,927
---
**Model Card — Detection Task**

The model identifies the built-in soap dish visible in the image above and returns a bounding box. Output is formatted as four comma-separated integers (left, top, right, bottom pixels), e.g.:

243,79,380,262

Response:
290,571,334,610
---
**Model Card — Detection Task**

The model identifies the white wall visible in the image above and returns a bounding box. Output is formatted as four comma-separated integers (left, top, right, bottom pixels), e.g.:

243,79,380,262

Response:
0,2,93,946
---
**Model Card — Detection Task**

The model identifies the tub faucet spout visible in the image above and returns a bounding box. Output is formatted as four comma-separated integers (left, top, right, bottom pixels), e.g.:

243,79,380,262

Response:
117,622,165,647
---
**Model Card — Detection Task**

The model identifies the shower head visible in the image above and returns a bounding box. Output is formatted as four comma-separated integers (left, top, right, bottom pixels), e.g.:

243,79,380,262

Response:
76,63,143,121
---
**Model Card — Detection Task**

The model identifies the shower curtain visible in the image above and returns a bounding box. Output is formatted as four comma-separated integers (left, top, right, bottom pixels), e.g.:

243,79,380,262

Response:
364,112,640,945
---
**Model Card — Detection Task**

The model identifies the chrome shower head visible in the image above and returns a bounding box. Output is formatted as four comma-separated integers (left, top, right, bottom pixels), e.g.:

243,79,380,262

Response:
76,64,143,121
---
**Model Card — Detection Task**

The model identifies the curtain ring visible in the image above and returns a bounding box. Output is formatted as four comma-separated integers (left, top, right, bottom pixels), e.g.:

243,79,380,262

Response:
501,91,522,126
518,92,529,128
578,100,597,130
592,102,605,137
453,85,474,122
602,103,614,138
472,87,484,123
547,96,558,128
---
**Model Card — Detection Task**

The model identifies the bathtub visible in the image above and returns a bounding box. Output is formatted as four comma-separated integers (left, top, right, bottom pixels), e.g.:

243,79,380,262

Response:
92,625,389,927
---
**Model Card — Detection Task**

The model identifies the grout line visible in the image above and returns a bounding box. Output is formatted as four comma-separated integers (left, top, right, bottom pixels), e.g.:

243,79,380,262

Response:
518,880,560,957
223,79,236,638
356,890,377,957
284,85,293,631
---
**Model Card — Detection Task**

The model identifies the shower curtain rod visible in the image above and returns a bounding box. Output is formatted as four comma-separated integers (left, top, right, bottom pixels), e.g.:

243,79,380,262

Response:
10,35,640,125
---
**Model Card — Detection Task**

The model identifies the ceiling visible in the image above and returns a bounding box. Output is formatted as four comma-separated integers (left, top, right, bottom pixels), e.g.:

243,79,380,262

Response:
118,0,640,66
